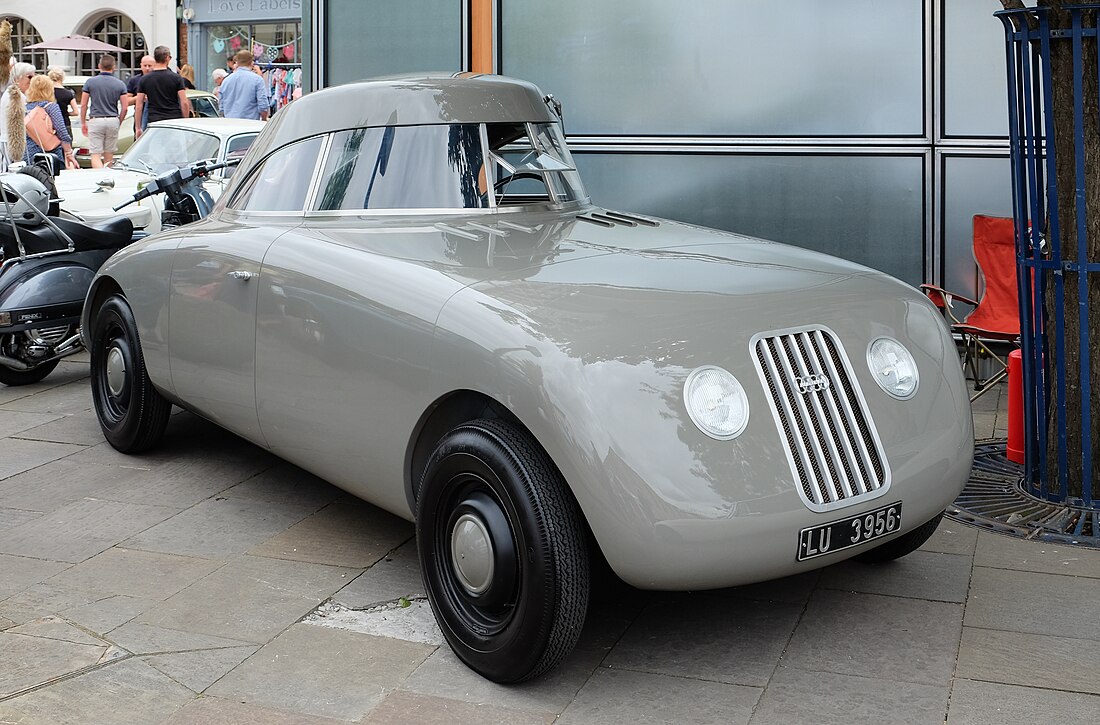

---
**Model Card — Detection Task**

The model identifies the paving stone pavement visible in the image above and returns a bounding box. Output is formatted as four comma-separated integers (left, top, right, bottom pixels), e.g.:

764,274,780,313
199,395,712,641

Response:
1,366,1098,724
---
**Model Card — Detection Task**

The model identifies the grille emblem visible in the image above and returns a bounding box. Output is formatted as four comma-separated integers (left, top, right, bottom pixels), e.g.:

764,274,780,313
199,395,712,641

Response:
796,373,830,394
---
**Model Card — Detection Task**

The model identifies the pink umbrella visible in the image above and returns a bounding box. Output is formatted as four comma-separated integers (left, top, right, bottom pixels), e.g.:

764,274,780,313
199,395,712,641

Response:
24,35,129,53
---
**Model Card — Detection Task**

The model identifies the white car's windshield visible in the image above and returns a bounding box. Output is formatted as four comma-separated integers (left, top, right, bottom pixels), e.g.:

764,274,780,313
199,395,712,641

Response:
118,127,220,172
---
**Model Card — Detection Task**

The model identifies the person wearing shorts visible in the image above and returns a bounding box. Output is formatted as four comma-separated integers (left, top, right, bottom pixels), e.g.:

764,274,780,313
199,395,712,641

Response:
80,54,128,168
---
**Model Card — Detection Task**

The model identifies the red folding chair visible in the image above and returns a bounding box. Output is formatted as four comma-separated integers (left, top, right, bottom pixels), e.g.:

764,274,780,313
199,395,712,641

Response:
921,215,1021,402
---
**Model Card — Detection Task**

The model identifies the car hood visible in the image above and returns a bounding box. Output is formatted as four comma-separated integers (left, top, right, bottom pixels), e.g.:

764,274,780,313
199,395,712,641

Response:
57,168,156,229
456,207,884,301
57,167,151,194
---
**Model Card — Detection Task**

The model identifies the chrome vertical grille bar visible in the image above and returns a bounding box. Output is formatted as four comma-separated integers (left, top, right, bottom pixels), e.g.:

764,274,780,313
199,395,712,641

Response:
811,329,876,494
772,335,836,503
758,338,825,505
791,331,855,500
752,326,889,511
804,330,867,495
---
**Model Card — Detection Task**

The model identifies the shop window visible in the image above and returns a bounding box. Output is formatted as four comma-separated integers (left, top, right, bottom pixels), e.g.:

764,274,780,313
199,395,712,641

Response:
0,16,48,72
77,14,147,82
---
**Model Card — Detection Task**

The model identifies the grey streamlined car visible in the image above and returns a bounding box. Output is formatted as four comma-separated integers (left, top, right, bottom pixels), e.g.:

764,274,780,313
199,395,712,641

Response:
83,74,974,683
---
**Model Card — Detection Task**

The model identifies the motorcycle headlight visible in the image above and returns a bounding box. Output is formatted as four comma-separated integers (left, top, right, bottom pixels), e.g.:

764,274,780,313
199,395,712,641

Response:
867,337,918,399
684,365,750,440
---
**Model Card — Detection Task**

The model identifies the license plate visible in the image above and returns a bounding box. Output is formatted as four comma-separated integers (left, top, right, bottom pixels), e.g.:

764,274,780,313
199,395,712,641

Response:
796,502,902,561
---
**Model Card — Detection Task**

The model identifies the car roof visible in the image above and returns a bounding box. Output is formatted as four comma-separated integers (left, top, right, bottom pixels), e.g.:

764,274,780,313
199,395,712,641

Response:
145,117,266,135
247,73,558,162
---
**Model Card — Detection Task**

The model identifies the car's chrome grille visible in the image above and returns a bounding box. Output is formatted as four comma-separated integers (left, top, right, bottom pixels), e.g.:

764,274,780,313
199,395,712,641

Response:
752,327,888,510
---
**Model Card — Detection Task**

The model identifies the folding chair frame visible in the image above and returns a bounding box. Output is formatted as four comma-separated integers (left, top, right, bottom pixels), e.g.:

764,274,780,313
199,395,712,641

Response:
921,284,1016,403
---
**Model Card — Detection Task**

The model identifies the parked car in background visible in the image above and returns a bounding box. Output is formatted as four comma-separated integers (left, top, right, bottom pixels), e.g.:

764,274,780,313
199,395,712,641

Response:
57,117,263,232
83,74,974,684
63,76,222,168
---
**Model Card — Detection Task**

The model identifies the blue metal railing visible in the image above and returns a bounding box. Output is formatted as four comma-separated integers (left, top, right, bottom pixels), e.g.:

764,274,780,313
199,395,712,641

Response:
998,5,1099,511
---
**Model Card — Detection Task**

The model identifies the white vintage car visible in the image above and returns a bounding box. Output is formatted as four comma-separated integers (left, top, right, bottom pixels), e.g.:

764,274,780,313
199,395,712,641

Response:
57,117,263,233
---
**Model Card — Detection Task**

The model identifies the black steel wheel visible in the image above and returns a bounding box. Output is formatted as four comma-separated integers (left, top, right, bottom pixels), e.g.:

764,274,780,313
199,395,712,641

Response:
415,418,589,683
89,294,170,452
854,511,944,563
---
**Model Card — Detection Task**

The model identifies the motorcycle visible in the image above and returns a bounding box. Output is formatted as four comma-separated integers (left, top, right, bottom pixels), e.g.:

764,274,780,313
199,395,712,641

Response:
0,157,232,386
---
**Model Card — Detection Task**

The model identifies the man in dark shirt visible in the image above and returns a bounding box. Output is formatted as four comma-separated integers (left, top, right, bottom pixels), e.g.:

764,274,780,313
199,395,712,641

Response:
134,46,190,138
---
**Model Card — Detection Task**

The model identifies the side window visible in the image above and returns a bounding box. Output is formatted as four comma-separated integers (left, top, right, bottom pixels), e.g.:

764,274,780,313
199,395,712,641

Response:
229,136,324,212
313,124,487,211
222,134,258,178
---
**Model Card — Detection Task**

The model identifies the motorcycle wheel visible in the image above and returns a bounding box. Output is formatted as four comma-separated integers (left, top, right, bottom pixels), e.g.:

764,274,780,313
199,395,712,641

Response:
0,359,60,386
89,294,171,452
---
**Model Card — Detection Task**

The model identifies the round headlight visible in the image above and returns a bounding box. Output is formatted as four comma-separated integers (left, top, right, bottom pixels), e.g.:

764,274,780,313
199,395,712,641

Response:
867,337,919,399
684,366,750,440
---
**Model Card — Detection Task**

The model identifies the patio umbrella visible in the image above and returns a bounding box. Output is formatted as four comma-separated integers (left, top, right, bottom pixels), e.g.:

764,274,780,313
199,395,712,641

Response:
24,35,128,53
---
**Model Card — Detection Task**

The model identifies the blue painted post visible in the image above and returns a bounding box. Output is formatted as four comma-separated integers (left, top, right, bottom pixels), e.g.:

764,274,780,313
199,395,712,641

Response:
997,5,1098,512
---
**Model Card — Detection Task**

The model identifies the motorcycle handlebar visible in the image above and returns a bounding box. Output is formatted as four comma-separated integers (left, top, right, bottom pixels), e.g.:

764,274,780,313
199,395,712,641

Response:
111,158,240,212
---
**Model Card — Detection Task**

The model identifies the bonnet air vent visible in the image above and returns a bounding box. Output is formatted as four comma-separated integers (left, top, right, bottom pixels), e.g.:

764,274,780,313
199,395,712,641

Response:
576,210,660,228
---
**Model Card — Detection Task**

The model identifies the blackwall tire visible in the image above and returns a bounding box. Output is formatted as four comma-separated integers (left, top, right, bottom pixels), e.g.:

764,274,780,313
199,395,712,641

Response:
89,294,170,452
854,511,944,564
18,163,60,217
415,418,589,683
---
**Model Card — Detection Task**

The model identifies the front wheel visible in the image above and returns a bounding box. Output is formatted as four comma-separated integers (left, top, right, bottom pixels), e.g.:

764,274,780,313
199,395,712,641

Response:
854,511,944,563
415,418,589,683
89,294,171,452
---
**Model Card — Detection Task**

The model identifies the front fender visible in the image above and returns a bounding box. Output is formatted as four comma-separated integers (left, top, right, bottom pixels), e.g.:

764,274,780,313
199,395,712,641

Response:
83,227,191,394
431,274,973,590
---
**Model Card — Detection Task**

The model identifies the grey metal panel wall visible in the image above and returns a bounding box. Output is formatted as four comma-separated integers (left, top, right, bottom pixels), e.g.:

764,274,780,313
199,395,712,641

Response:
939,153,1013,301
320,0,463,87
942,1,1009,138
575,152,926,285
501,0,925,137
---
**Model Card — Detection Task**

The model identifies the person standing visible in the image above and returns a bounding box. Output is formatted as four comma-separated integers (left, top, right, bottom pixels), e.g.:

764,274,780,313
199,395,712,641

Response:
178,64,196,90
24,74,75,169
126,54,154,131
134,46,190,138
0,62,35,170
79,54,128,168
47,68,77,138
211,67,227,98
218,51,268,121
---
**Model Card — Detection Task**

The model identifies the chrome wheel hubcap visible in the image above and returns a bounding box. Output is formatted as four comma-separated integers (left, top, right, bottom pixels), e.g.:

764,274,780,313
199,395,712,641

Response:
450,512,494,595
106,346,127,397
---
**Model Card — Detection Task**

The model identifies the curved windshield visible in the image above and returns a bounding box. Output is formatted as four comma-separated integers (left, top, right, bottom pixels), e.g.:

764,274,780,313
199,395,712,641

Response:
117,126,220,172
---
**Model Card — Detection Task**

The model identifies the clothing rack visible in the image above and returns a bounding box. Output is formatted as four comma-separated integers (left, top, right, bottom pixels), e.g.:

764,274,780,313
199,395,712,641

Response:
258,63,303,114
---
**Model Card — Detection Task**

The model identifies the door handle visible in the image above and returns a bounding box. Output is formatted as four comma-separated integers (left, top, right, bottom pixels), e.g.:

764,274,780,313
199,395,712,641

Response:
227,270,254,281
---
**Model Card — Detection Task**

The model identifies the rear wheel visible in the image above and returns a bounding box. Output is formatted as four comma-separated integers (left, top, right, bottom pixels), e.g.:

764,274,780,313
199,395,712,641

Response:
18,163,59,216
0,357,59,386
89,294,170,452
854,511,944,563
415,418,589,683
